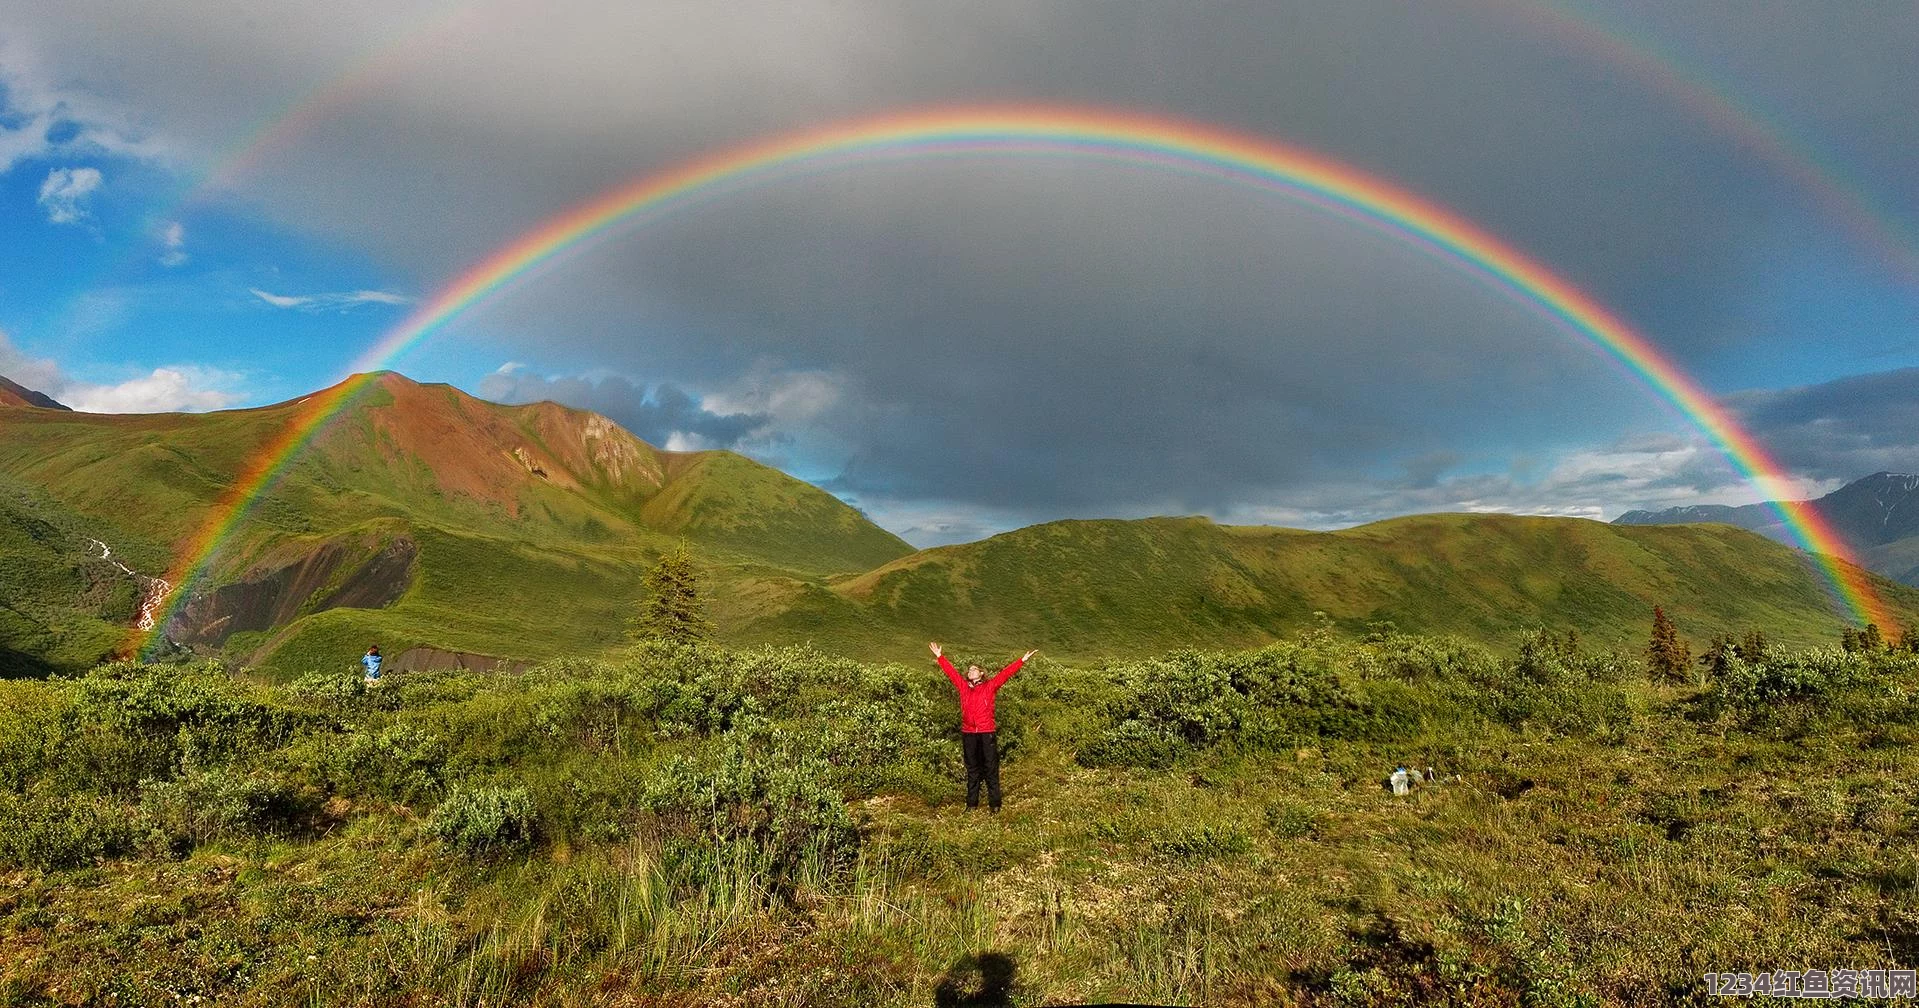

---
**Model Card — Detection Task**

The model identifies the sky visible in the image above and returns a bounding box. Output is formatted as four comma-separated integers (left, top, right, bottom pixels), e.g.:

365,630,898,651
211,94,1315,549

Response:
0,0,1914,546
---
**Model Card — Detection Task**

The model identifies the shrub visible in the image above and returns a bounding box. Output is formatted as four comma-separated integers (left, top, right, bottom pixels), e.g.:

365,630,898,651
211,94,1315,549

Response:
1077,720,1187,769
0,680,68,791
428,784,537,856
809,660,954,796
62,661,295,791
625,643,794,737
324,724,453,805
0,792,151,870
643,722,858,888
1702,646,1898,732
283,664,371,708
141,765,295,848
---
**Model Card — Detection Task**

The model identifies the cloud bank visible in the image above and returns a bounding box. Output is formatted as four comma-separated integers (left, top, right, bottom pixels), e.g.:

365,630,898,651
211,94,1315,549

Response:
0,331,245,413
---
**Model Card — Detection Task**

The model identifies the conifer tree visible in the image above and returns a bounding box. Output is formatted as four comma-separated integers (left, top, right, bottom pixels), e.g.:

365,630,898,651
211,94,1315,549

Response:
638,543,712,643
1646,606,1691,683
1699,634,1737,683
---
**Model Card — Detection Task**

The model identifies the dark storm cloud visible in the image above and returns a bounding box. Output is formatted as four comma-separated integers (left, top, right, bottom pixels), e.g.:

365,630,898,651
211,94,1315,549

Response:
466,161,1639,516
476,368,769,451
12,1,1913,335
5,0,1914,537
1729,369,1919,481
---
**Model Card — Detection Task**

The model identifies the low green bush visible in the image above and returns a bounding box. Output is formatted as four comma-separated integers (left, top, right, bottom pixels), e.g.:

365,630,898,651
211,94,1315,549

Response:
140,765,296,849
643,721,858,889
322,723,453,805
428,784,537,856
60,661,298,791
0,791,151,870
0,680,67,791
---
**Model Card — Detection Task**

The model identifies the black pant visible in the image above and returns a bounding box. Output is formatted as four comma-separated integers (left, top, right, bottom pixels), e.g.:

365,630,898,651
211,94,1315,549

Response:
961,731,1001,809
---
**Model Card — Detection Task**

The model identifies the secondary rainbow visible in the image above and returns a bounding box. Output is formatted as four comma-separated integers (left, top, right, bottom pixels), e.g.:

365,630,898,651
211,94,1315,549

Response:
135,106,1892,652
1490,0,1918,284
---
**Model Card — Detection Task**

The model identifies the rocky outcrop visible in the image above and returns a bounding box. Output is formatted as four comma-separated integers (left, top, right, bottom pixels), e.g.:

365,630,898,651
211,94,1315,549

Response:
167,537,416,646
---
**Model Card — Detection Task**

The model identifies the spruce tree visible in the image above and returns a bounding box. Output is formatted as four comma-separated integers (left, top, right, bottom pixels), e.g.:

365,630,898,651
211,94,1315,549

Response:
638,544,712,644
1699,634,1736,683
1646,606,1691,683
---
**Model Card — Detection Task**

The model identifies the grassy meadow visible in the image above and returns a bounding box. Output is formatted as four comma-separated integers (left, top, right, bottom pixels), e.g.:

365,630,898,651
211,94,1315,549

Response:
2,624,1915,1006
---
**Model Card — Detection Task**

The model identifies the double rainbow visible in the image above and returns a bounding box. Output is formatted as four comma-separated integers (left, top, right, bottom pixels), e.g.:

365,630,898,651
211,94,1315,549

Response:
136,106,1892,652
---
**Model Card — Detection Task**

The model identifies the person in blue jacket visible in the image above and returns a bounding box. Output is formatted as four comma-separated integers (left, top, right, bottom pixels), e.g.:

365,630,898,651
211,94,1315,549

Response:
362,645,383,682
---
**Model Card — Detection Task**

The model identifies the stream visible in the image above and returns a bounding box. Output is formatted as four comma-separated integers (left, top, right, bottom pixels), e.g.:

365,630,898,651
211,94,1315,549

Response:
83,537,173,631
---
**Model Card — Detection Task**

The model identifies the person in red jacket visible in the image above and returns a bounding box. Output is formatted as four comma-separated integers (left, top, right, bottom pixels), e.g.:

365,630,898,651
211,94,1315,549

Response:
930,641,1038,812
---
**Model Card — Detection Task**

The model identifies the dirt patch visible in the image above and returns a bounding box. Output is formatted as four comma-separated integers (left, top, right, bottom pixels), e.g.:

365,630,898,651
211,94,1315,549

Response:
166,536,415,646
317,538,416,611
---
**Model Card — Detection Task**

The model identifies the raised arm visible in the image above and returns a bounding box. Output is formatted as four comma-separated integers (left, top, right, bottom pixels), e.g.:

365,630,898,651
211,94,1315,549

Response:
931,641,963,688
989,649,1038,687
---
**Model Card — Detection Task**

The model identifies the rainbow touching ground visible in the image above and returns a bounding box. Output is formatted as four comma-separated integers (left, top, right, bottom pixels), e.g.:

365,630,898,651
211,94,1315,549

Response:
132,106,1893,655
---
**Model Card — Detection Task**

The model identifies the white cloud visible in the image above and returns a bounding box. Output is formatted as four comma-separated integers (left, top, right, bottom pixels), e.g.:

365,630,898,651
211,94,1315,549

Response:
0,329,63,392
249,287,409,310
0,329,245,413
158,220,187,266
1207,433,1836,534
37,166,103,223
703,365,843,426
56,367,245,413
248,288,308,308
476,366,772,450
663,431,720,452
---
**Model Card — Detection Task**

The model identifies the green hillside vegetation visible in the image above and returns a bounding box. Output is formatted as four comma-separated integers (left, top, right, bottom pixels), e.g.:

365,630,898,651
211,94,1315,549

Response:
0,373,914,675
4,372,1914,678
774,513,1919,658
0,475,169,676
2,629,1915,1004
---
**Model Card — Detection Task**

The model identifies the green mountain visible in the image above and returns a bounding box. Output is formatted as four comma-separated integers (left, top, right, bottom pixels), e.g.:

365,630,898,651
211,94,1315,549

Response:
731,512,1919,657
2,371,1910,676
0,372,912,675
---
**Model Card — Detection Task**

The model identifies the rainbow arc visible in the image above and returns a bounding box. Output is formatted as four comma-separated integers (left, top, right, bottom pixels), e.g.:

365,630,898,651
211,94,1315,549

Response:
134,106,1892,653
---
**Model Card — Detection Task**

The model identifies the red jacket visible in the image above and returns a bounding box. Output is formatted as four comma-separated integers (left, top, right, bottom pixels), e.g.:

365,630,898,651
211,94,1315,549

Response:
938,655,1023,733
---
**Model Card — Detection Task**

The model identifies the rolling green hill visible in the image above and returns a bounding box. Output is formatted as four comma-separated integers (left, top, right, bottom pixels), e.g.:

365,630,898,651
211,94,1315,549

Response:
3,371,1911,676
728,512,1919,658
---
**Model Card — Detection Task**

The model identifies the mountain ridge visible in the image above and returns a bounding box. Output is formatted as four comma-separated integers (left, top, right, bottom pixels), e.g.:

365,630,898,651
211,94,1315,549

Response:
0,374,70,410
1614,471,1919,585
0,371,913,673
3,371,1914,675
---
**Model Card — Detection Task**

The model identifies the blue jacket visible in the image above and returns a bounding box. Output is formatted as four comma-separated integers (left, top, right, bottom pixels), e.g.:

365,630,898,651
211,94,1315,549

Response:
362,653,383,677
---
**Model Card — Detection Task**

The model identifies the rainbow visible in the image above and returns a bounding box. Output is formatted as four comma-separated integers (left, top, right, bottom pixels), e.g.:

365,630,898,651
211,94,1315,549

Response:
135,105,1893,652
1491,0,1919,285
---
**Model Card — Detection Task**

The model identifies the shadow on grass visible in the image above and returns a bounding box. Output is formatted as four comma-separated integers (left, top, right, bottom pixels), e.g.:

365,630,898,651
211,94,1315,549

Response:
933,951,1176,1007
0,646,56,678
